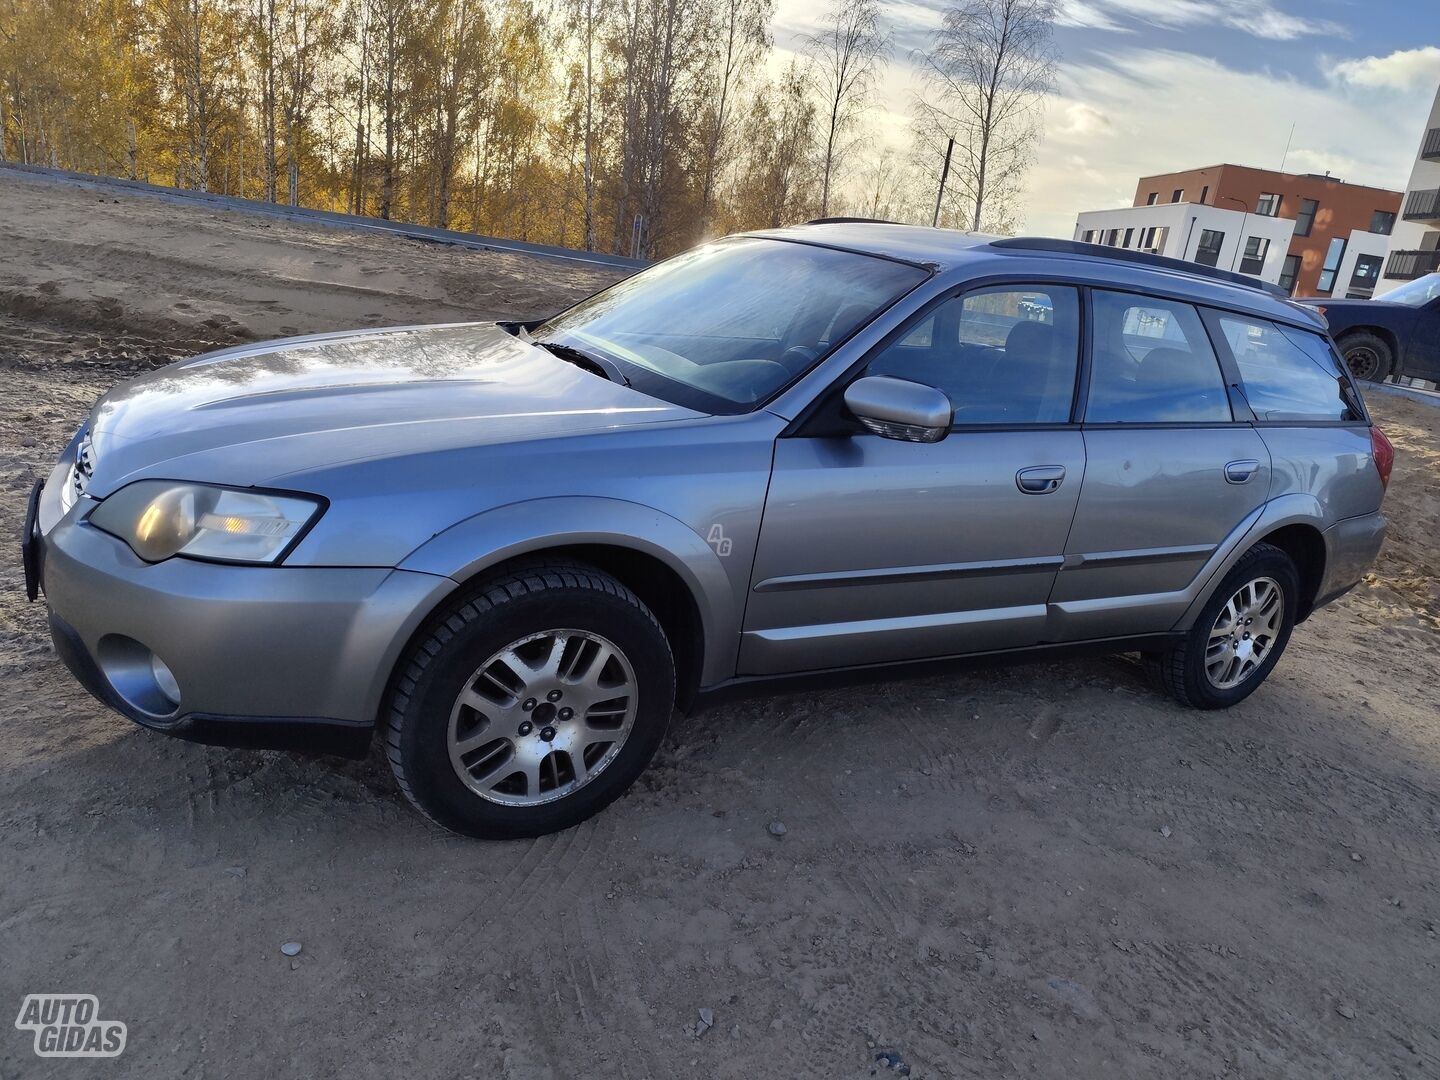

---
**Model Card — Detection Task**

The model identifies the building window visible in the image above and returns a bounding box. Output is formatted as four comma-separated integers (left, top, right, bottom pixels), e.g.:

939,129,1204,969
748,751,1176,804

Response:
1199,185,1209,204
1256,192,1281,217
1101,228,1116,246
1195,229,1225,267
1239,236,1270,275
1139,226,1169,253
1122,227,1134,248
1278,254,1302,294
1294,198,1318,237
1146,192,1158,205
1350,254,1383,288
1081,229,1095,243
1370,210,1395,235
1317,236,1347,292
1171,189,1184,203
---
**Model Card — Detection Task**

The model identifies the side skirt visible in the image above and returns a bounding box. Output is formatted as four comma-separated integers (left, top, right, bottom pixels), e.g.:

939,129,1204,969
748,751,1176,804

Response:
686,632,1185,714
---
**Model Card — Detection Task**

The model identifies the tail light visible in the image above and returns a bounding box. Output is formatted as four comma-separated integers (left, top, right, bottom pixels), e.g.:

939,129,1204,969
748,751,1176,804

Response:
1370,425,1395,491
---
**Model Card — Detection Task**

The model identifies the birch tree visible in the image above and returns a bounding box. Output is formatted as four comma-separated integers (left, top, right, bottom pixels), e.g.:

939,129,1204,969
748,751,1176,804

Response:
913,0,1056,233
804,0,887,218
696,0,769,237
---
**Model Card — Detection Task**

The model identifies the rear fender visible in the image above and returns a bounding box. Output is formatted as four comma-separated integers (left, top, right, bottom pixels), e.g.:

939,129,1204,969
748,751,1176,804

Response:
1175,494,1326,630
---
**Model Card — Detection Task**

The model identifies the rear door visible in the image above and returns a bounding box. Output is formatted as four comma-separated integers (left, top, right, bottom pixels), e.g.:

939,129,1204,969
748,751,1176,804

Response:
740,284,1087,675
1049,289,1271,641
1211,310,1381,521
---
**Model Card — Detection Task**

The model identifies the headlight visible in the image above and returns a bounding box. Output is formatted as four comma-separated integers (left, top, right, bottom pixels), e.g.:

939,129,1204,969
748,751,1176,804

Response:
89,481,324,564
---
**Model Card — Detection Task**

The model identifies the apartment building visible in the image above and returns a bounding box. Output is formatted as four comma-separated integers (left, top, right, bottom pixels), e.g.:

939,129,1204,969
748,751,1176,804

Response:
1073,165,1401,298
1376,83,1440,296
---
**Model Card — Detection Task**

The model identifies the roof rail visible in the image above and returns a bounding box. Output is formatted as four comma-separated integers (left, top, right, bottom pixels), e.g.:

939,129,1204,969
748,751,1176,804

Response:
803,216,901,226
990,237,1291,300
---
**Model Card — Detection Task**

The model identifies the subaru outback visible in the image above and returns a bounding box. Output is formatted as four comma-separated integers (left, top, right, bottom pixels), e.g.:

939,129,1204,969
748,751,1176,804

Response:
23,224,1392,838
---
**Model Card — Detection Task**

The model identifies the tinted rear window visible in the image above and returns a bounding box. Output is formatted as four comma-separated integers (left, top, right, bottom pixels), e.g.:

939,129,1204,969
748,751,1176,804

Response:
1086,291,1231,423
1217,315,1357,422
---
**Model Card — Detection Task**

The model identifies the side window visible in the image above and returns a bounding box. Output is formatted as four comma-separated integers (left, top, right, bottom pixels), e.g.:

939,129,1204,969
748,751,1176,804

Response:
1086,291,1232,423
863,286,1080,424
1217,315,1357,421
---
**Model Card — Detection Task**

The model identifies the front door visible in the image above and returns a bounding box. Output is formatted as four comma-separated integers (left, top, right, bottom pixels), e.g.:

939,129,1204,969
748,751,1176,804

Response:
739,284,1087,675
1049,289,1270,640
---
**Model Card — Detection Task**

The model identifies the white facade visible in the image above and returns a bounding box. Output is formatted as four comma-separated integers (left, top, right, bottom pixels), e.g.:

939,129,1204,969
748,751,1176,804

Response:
1375,83,1440,297
1331,228,1392,299
1073,202,1295,285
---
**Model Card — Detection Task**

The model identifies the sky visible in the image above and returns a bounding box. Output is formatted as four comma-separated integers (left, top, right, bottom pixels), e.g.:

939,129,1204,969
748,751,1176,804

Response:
770,0,1440,236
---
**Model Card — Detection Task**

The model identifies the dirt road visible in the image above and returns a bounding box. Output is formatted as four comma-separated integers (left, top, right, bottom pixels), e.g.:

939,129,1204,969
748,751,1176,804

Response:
1,175,1438,1078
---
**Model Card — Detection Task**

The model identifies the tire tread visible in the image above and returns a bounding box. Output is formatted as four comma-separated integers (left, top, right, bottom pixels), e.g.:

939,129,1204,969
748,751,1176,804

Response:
383,559,670,834
1148,541,1294,710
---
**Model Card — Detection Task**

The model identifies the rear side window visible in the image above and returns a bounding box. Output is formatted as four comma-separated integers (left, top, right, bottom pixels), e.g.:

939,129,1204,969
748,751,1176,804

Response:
1217,315,1357,421
1086,291,1231,423
862,285,1080,424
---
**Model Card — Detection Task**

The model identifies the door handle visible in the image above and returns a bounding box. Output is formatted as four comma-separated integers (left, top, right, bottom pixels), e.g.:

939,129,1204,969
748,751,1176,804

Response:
1224,459,1260,484
1016,465,1066,494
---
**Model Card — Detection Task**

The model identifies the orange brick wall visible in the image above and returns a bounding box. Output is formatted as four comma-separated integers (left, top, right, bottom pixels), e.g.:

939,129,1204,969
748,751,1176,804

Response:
1132,165,1401,296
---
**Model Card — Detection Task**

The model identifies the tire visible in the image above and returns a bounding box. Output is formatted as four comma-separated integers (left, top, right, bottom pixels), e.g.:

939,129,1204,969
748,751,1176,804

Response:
1145,542,1298,710
1337,332,1394,383
385,562,674,839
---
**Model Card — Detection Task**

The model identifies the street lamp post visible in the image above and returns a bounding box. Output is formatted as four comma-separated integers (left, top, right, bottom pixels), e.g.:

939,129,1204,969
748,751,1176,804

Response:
1218,196,1250,271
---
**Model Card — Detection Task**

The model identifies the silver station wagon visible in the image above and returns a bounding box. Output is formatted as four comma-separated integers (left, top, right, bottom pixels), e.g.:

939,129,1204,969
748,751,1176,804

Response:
24,223,1393,838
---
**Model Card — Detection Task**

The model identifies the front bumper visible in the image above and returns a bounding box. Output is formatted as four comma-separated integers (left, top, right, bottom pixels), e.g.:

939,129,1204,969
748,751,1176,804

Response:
31,476,455,757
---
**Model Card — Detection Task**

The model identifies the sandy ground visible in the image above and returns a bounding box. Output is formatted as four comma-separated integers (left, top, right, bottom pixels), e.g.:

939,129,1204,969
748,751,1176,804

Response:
1,173,1438,1078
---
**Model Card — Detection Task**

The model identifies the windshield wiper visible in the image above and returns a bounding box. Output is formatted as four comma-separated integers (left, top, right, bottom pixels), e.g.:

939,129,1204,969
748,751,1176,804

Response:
530,338,631,387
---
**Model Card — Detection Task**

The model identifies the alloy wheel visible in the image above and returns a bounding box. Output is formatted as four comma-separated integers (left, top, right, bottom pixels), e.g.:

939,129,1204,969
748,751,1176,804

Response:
447,629,638,806
1205,576,1284,690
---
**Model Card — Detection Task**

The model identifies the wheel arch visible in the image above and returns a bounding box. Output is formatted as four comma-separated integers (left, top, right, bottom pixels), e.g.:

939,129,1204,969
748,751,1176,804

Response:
396,497,742,706
1254,522,1326,622
1335,325,1401,372
1176,495,1328,630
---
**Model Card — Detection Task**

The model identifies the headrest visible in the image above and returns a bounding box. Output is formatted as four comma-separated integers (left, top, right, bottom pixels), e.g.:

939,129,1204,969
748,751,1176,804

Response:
1005,320,1053,361
1137,347,1193,386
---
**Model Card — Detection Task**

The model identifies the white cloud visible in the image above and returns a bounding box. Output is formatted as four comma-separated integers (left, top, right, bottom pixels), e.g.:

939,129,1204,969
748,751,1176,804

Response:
1329,46,1440,92
1057,0,1343,41
1054,102,1114,137
1056,1,1130,32
1020,48,1429,237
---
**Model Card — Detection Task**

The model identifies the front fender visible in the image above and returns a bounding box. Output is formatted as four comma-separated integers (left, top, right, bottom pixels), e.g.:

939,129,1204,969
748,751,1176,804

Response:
398,496,741,685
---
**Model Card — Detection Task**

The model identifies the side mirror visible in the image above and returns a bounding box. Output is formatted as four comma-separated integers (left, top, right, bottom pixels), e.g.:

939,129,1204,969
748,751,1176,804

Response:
843,376,953,443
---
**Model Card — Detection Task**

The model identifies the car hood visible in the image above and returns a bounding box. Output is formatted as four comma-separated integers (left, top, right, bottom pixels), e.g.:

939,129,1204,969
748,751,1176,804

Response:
82,323,704,494
1297,298,1403,313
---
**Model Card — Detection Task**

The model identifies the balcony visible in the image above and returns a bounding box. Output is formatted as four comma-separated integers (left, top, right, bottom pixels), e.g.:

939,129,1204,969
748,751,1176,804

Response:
1401,188,1440,223
1384,249,1440,280
1423,127,1440,161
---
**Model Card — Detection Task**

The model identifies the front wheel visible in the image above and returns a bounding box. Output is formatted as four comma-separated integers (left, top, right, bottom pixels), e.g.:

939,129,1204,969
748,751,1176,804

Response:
1145,542,1298,709
385,563,675,839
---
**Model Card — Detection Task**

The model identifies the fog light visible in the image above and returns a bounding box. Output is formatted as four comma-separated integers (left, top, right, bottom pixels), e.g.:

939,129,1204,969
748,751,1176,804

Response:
95,635,181,719
150,653,181,706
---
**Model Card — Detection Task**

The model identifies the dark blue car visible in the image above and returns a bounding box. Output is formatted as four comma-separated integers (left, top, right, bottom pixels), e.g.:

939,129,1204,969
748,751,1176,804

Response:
1303,272,1440,383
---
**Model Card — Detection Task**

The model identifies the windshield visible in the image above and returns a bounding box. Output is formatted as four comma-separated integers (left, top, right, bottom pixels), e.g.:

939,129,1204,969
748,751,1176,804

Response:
535,237,929,413
1381,272,1440,306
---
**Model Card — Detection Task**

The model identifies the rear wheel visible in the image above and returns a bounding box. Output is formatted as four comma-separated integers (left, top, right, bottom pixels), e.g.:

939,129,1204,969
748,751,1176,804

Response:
1338,332,1393,383
385,563,674,838
1145,542,1298,709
